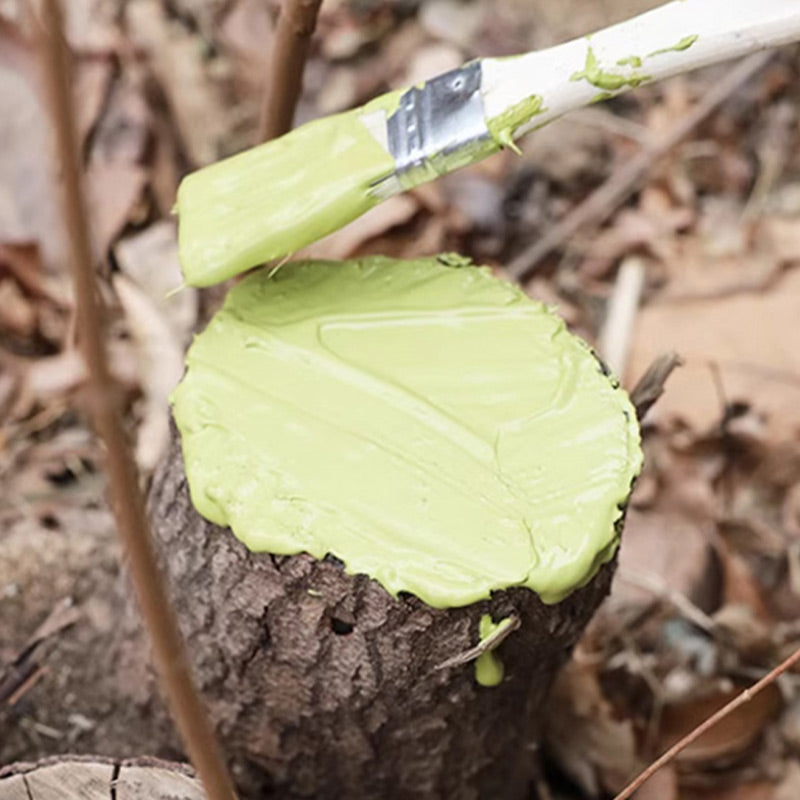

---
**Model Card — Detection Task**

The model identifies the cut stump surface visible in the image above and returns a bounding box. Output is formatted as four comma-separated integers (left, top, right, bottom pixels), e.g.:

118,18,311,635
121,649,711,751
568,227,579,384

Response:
0,757,203,800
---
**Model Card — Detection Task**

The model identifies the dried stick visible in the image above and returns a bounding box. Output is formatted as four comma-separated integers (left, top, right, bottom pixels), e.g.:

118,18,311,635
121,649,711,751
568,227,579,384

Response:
507,52,771,282
613,641,800,800
435,615,521,671
37,3,238,799
630,352,682,422
598,256,647,379
258,0,324,142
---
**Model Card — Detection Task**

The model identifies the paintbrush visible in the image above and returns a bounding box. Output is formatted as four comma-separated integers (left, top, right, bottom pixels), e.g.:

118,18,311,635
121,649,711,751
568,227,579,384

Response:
177,0,800,287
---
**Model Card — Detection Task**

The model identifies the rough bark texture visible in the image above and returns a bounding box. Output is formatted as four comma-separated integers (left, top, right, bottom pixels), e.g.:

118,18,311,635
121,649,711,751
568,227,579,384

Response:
127,430,618,800
0,756,203,800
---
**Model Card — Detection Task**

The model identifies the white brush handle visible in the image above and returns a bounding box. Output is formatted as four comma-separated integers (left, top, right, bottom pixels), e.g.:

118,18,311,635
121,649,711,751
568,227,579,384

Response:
482,0,800,139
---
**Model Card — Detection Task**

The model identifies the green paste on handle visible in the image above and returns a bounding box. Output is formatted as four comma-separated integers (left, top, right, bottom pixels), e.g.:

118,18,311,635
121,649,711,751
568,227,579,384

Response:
571,44,650,91
171,256,642,608
485,94,544,152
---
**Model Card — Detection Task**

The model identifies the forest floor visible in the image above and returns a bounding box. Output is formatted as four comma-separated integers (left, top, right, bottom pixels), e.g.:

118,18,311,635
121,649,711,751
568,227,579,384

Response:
2,0,800,798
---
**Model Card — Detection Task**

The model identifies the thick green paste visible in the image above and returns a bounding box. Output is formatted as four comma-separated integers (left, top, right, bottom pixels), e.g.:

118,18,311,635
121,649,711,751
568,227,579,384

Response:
176,92,401,287
648,35,698,57
475,615,514,687
486,94,544,152
172,256,642,608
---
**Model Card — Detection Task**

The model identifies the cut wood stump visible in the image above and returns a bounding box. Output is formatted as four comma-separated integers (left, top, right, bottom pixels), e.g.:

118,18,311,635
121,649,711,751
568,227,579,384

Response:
0,756,203,800
126,430,620,800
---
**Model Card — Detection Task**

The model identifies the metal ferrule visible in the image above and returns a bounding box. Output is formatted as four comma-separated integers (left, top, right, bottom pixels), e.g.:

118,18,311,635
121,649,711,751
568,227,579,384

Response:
370,62,494,197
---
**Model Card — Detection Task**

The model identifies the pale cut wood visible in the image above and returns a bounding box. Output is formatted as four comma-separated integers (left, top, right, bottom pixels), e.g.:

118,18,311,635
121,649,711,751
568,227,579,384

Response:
22,762,113,800
115,765,205,800
0,759,205,800
0,774,30,800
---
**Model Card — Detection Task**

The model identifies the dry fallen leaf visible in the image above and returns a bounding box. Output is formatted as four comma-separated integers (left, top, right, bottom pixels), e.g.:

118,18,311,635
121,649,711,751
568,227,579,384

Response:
219,0,274,92
114,221,197,345
89,79,152,166
0,242,69,307
418,0,485,49
685,781,777,800
60,0,120,53
657,683,782,765
85,162,148,259
404,42,464,87
0,39,64,271
631,765,678,800
0,12,116,272
775,761,800,800
629,266,800,440
113,274,184,473
611,509,718,614
544,660,640,796
126,0,229,167
0,277,36,337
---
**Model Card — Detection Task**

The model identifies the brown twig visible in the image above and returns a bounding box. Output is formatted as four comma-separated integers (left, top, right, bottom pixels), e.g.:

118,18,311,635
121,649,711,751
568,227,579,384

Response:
613,641,800,800
37,3,237,799
630,352,682,422
507,52,772,282
257,0,324,142
598,255,647,379
435,615,521,671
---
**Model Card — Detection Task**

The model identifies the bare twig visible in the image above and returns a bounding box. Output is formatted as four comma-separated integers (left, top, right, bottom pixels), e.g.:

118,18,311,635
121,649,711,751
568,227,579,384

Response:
435,615,521,671
507,52,772,282
630,352,683,422
258,0,324,142
613,641,800,800
37,3,237,799
598,256,647,379
616,568,716,633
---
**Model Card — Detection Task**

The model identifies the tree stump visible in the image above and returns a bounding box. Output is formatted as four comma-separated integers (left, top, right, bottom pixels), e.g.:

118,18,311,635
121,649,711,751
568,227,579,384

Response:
137,431,618,800
0,756,203,800
131,257,641,799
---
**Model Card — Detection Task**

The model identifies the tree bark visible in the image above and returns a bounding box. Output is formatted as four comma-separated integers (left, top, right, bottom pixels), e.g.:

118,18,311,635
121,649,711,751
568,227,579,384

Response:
125,429,618,800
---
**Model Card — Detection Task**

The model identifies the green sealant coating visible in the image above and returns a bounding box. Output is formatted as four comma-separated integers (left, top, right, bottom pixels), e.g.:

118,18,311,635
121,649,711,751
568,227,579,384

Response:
176,91,402,287
485,93,544,152
571,45,650,91
475,615,509,687
648,35,698,57
171,255,642,608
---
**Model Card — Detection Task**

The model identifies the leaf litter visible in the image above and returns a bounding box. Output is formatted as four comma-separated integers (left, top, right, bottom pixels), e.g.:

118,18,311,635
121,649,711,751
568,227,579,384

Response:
0,1,799,798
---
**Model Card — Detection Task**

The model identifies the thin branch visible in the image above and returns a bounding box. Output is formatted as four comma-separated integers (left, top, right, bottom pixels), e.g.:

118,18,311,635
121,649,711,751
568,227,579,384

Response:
37,3,238,799
507,52,771,282
598,256,647,379
616,568,716,633
258,0,324,143
630,352,683,422
613,641,800,800
435,615,521,671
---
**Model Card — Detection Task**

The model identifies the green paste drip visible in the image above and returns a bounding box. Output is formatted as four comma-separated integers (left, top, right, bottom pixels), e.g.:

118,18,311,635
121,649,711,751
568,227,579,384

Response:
176,92,402,287
172,256,642,608
475,615,512,687
571,45,650,91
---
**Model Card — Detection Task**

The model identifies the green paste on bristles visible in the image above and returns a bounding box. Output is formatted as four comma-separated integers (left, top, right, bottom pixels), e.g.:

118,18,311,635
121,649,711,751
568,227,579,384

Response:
176,92,402,287
171,255,642,608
